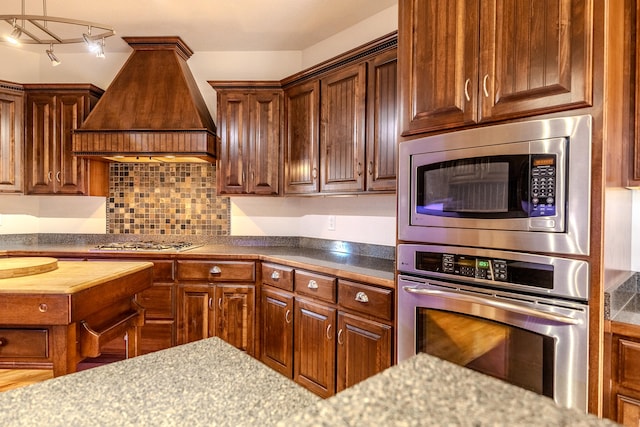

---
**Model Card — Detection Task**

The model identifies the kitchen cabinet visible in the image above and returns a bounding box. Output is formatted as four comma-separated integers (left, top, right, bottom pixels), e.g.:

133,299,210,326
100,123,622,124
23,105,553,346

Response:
176,260,256,355
261,262,393,398
284,80,321,194
260,263,294,377
283,33,397,195
608,322,640,426
398,0,593,137
210,82,283,195
24,84,108,196
0,82,24,193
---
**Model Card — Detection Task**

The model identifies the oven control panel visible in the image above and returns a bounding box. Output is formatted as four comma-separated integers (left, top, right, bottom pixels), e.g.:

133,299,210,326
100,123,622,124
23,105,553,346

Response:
417,251,552,290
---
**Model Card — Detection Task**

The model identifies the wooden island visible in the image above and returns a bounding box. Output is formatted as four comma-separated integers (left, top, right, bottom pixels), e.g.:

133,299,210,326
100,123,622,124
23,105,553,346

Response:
0,258,154,376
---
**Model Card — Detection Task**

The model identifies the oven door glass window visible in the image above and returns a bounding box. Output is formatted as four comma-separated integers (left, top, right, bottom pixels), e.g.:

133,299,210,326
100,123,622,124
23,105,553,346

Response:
416,308,554,398
416,155,531,218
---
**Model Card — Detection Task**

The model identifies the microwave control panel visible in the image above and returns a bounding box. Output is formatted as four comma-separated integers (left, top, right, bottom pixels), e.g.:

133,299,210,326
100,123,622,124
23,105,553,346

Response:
417,251,553,290
529,155,557,217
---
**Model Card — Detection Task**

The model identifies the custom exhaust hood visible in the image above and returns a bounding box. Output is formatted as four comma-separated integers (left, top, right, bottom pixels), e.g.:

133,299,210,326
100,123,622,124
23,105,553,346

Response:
72,36,217,163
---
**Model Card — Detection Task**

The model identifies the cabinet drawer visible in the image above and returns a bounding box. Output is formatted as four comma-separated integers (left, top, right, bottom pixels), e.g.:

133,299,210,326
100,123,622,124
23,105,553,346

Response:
619,339,640,391
262,263,293,291
176,260,255,282
338,280,393,321
295,270,336,303
136,283,175,319
0,328,49,358
149,260,174,281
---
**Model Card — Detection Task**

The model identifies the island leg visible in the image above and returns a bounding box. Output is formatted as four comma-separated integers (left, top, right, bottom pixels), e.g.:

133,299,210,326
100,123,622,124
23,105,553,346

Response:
51,323,78,377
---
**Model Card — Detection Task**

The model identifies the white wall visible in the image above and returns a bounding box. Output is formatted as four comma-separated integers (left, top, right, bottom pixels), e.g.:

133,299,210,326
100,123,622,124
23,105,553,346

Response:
0,5,399,247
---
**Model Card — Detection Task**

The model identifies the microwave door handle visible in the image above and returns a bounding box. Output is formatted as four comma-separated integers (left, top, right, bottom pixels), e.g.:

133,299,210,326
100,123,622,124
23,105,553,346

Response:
402,286,580,326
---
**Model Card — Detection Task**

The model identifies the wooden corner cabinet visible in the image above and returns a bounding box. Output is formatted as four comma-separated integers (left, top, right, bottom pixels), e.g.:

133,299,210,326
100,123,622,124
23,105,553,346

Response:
0,81,24,193
176,260,256,355
608,322,640,426
209,81,283,195
23,84,108,196
260,262,393,398
398,0,593,137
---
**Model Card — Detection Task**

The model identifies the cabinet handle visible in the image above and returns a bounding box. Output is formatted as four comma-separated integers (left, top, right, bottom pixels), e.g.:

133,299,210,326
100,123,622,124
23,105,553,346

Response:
271,270,280,280
355,291,369,303
38,303,48,313
285,309,291,324
337,328,343,345
56,171,61,183
357,162,362,176
209,266,222,275
312,167,317,180
368,161,373,176
47,171,53,182
242,171,245,184
0,338,5,346
464,78,471,102
218,298,222,310
326,324,332,340
307,279,318,289
251,171,255,182
482,74,490,98
208,297,213,310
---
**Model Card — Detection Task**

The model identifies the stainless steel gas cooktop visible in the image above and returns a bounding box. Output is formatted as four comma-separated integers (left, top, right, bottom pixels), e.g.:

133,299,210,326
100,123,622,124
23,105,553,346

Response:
91,241,201,252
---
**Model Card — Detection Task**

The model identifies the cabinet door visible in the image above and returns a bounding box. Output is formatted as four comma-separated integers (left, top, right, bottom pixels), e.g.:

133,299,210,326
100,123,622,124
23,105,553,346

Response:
294,297,336,398
0,89,23,193
217,91,249,194
320,63,367,193
56,94,90,194
366,49,398,192
336,312,392,392
260,286,294,378
177,284,212,344
284,80,320,194
214,285,255,355
478,0,593,122
398,0,479,136
249,92,281,195
25,93,56,194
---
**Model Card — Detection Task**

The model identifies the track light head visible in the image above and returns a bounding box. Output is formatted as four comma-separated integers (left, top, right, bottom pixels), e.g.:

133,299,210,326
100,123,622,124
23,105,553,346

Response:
46,44,61,66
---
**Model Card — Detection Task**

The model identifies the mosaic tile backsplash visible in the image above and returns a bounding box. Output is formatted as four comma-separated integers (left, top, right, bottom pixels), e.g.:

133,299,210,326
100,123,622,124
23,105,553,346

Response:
108,163,230,236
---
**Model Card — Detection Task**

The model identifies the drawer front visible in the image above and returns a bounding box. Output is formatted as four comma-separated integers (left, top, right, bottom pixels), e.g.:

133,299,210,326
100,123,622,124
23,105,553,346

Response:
136,283,175,318
176,260,255,282
295,270,336,303
338,280,393,321
0,328,49,358
150,260,174,281
262,263,293,291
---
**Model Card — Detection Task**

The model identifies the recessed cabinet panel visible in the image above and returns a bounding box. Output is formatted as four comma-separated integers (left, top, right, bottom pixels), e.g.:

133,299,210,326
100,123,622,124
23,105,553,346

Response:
0,87,24,193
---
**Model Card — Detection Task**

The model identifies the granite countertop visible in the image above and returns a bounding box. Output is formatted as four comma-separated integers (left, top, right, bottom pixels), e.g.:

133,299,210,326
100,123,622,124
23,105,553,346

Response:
0,337,617,427
606,272,640,326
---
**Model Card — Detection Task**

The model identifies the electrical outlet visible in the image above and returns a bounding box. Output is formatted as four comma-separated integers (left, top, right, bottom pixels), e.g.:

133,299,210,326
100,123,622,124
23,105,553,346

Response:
328,215,336,231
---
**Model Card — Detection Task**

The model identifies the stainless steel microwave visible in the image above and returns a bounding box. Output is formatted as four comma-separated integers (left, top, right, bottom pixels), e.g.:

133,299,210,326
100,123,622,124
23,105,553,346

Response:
398,115,592,255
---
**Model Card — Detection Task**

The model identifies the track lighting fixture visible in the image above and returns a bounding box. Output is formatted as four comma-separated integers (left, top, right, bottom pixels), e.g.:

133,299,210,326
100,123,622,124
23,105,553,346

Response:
1,0,115,63
46,43,60,66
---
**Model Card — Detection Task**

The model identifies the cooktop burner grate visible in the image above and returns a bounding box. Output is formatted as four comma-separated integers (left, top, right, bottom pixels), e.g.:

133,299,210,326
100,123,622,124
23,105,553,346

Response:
92,241,200,252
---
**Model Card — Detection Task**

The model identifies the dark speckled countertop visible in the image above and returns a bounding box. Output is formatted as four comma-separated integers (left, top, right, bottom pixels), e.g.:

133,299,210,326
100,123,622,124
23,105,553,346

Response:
606,272,640,326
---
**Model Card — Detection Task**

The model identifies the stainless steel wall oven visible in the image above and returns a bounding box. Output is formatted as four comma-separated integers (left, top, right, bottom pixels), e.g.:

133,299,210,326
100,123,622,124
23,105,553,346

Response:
397,244,589,411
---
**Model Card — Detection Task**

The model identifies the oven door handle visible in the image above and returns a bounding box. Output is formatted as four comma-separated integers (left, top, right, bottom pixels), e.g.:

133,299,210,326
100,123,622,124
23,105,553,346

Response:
403,286,581,325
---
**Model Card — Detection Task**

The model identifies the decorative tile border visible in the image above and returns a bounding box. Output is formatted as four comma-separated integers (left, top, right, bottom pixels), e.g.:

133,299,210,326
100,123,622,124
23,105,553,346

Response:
107,163,230,236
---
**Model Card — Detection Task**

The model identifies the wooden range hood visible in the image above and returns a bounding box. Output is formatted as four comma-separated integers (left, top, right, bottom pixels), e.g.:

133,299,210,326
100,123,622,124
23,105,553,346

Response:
73,36,217,163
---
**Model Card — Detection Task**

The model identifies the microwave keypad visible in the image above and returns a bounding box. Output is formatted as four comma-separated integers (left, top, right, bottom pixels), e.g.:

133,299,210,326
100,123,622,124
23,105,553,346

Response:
530,157,557,217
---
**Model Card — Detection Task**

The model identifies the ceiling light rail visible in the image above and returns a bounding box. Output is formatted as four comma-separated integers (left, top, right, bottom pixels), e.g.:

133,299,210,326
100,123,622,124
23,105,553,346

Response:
1,0,115,65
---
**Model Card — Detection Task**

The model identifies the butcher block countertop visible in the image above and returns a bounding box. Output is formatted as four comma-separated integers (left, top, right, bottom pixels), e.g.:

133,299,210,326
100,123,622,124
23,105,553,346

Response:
0,337,617,427
0,260,155,294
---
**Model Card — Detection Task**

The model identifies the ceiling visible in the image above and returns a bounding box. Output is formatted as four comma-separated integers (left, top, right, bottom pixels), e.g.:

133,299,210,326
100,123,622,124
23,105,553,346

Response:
1,0,397,53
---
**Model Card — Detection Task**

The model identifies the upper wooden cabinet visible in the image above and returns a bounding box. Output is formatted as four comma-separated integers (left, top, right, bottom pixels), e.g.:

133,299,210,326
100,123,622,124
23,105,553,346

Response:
24,84,107,196
283,34,398,195
210,82,283,195
398,0,593,137
0,82,24,193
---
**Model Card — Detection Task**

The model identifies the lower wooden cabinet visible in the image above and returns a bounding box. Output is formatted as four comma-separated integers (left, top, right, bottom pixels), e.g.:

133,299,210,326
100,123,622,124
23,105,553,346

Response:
260,262,394,398
608,322,640,426
260,286,294,377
